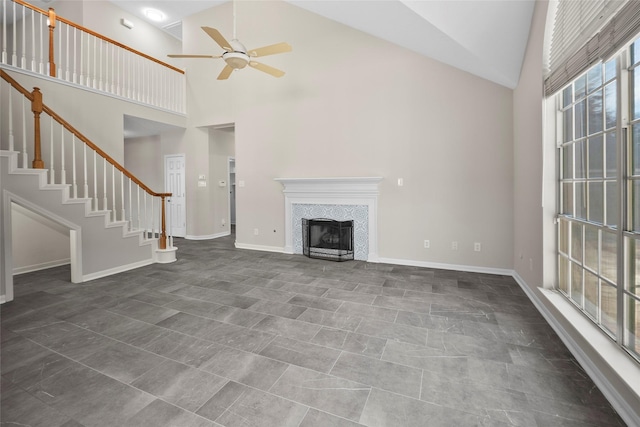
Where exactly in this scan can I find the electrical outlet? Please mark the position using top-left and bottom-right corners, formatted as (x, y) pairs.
(474, 242), (481, 252)
(451, 241), (458, 251)
(398, 178), (404, 187)
(424, 240), (430, 249)
(254, 228), (259, 236)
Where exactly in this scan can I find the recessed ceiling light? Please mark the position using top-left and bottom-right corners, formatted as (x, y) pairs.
(144, 8), (165, 22)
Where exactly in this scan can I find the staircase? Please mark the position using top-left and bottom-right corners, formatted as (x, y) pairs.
(0, 0), (184, 303)
(0, 72), (177, 303)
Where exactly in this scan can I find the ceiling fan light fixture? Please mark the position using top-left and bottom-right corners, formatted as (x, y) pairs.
(223, 52), (249, 69)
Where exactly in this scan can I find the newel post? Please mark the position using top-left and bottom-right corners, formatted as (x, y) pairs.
(159, 195), (167, 249)
(31, 88), (44, 169)
(48, 8), (56, 77)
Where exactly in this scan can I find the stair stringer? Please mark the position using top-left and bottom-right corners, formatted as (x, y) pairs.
(1, 150), (156, 302)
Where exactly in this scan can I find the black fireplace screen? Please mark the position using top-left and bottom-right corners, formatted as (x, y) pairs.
(302, 218), (354, 262)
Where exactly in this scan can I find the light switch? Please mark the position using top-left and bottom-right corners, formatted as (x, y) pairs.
(197, 181), (207, 187)
(198, 174), (206, 180)
(238, 180), (245, 187)
(218, 180), (226, 187)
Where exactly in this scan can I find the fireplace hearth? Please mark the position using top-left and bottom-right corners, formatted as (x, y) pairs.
(302, 218), (354, 261)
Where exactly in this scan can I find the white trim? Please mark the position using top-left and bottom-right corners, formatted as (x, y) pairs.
(234, 242), (284, 254)
(14, 259), (71, 275)
(275, 177), (382, 261)
(185, 231), (230, 240)
(3, 190), (84, 295)
(155, 246), (177, 264)
(82, 258), (155, 282)
(377, 256), (514, 276)
(0, 64), (187, 116)
(513, 272), (640, 427)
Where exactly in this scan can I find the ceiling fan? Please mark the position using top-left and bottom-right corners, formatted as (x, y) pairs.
(168, 1), (292, 80)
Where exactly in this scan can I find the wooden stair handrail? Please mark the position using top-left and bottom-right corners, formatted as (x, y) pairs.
(12, 0), (184, 75)
(1, 68), (172, 249)
(0, 70), (169, 197)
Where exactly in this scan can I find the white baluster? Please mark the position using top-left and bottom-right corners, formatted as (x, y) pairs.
(136, 185), (140, 230)
(65, 23), (70, 80)
(116, 47), (120, 96)
(93, 150), (98, 210)
(73, 27), (77, 83)
(143, 191), (148, 238)
(38, 12), (44, 74)
(111, 163), (116, 222)
(21, 97), (27, 167)
(71, 135), (77, 198)
(83, 142), (88, 198)
(103, 157), (107, 213)
(30, 10), (36, 71)
(128, 177), (132, 230)
(79, 30), (84, 85)
(11, 0), (17, 66)
(60, 124), (65, 184)
(57, 16), (62, 77)
(8, 89), (14, 151)
(2, 0), (7, 64)
(21, 5), (25, 68)
(120, 171), (125, 224)
(49, 119), (54, 183)
(93, 36), (97, 89)
(168, 198), (173, 248)
(99, 38), (103, 90)
(151, 194), (155, 238)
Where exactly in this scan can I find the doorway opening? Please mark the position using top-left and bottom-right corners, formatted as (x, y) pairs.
(229, 157), (236, 237)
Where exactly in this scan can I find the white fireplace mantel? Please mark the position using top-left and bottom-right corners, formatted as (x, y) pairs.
(275, 177), (382, 261)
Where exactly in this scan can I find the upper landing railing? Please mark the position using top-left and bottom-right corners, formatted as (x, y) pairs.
(0, 0), (185, 113)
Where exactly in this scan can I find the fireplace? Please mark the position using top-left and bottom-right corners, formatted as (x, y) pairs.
(302, 218), (354, 261)
(274, 177), (382, 261)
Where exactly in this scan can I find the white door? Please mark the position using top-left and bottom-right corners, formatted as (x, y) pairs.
(165, 154), (186, 238)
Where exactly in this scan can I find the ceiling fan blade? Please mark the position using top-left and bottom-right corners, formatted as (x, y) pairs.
(168, 54), (221, 59)
(217, 65), (234, 80)
(249, 61), (285, 78)
(202, 26), (233, 51)
(248, 42), (292, 58)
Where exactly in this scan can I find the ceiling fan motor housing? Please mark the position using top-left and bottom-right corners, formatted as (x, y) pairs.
(223, 52), (249, 69)
(223, 39), (249, 69)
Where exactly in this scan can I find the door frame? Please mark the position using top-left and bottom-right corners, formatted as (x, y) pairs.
(228, 156), (236, 233)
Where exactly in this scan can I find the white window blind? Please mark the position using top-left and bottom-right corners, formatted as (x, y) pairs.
(545, 0), (631, 96)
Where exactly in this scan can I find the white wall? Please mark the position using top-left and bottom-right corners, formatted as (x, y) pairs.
(11, 202), (70, 274)
(177, 0), (514, 270)
(124, 135), (164, 190)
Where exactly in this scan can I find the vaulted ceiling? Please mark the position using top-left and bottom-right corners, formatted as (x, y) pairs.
(108, 0), (536, 89)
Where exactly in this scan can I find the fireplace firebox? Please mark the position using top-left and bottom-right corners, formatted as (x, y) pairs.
(302, 218), (354, 261)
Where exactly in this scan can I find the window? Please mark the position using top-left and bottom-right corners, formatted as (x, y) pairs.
(557, 40), (640, 361)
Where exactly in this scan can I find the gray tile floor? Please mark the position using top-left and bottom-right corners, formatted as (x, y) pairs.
(1, 235), (627, 426)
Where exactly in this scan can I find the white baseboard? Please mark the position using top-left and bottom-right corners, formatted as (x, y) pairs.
(512, 272), (640, 427)
(82, 258), (154, 282)
(185, 231), (230, 240)
(13, 259), (71, 275)
(376, 256), (514, 276)
(234, 242), (284, 254)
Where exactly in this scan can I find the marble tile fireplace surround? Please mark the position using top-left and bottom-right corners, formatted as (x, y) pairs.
(274, 177), (382, 261)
